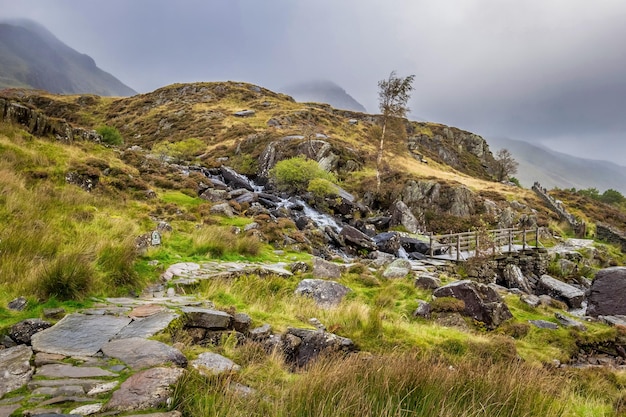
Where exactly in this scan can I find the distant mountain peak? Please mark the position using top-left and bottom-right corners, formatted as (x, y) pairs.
(0, 19), (136, 96)
(281, 79), (367, 113)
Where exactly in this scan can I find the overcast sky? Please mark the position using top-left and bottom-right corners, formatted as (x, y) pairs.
(2, 0), (626, 164)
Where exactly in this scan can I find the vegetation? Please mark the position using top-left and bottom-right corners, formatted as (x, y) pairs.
(152, 137), (206, 163)
(96, 125), (123, 146)
(269, 156), (337, 194)
(493, 148), (519, 182)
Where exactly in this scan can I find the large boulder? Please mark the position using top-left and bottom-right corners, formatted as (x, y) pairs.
(312, 257), (342, 280)
(501, 264), (533, 294)
(373, 232), (401, 255)
(390, 200), (420, 234)
(536, 275), (585, 309)
(339, 225), (377, 252)
(433, 280), (513, 329)
(294, 279), (351, 307)
(282, 328), (355, 368)
(9, 319), (52, 345)
(220, 166), (254, 191)
(382, 259), (411, 279)
(587, 267), (626, 317)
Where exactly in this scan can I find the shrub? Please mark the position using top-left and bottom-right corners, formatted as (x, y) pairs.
(97, 240), (140, 289)
(152, 138), (206, 163)
(270, 156), (336, 194)
(38, 252), (94, 300)
(96, 125), (123, 146)
(307, 178), (339, 199)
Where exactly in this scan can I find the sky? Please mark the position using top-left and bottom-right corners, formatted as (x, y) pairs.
(2, 0), (626, 164)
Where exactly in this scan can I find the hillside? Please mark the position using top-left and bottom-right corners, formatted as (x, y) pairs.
(0, 19), (136, 96)
(281, 80), (367, 112)
(2, 83), (626, 416)
(488, 136), (626, 194)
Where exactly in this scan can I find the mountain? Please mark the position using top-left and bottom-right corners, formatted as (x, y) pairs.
(0, 19), (136, 96)
(488, 136), (626, 194)
(281, 80), (367, 112)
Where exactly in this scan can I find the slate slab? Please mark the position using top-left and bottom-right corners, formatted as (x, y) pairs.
(105, 367), (185, 412)
(0, 404), (20, 417)
(36, 364), (116, 378)
(31, 314), (131, 357)
(101, 337), (187, 370)
(191, 352), (241, 375)
(0, 344), (33, 397)
(114, 311), (179, 339)
(537, 275), (585, 309)
(182, 307), (232, 329)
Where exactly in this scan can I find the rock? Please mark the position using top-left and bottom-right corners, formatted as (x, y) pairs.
(191, 352), (241, 375)
(373, 232), (401, 255)
(434, 312), (470, 330)
(0, 345), (33, 397)
(220, 166), (254, 191)
(43, 308), (66, 319)
(122, 412), (182, 417)
(433, 280), (513, 329)
(209, 202), (235, 217)
(101, 338), (187, 370)
(283, 328), (355, 368)
(529, 320), (559, 330)
(312, 257), (342, 280)
(114, 311), (179, 339)
(31, 314), (132, 357)
(382, 259), (411, 279)
(501, 264), (532, 293)
(9, 319), (52, 345)
(249, 324), (272, 341)
(520, 294), (541, 308)
(0, 404), (20, 417)
(105, 367), (185, 412)
(65, 170), (99, 191)
(399, 236), (431, 254)
(339, 225), (377, 252)
(537, 275), (585, 309)
(182, 307), (233, 329)
(7, 296), (27, 311)
(36, 364), (116, 378)
(32, 385), (85, 397)
(290, 261), (310, 274)
(234, 109), (255, 117)
(413, 300), (431, 318)
(390, 200), (420, 234)
(294, 279), (351, 307)
(69, 403), (103, 416)
(554, 313), (587, 331)
(87, 381), (119, 396)
(599, 315), (626, 327)
(415, 274), (441, 290)
(587, 267), (626, 317)
(233, 313), (252, 334)
(200, 188), (228, 202)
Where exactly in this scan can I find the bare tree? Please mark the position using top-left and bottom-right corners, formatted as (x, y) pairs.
(493, 148), (518, 182)
(376, 71), (415, 190)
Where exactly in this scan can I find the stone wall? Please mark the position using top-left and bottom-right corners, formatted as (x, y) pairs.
(532, 182), (586, 237)
(495, 248), (549, 279)
(596, 223), (626, 252)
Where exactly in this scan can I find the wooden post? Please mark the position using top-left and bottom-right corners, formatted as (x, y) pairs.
(475, 233), (479, 258)
(508, 229), (513, 252)
(522, 229), (527, 251)
(536, 227), (539, 248)
(456, 234), (461, 261)
(429, 233), (433, 258)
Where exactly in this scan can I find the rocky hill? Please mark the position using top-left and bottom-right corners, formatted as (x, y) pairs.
(0, 19), (136, 96)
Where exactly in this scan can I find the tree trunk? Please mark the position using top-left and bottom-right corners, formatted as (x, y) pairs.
(376, 117), (387, 191)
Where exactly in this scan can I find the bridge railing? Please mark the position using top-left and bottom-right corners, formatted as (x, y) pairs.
(429, 227), (542, 261)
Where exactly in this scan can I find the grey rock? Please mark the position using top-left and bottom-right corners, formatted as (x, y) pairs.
(312, 257), (342, 280)
(413, 300), (431, 318)
(220, 166), (254, 191)
(209, 202), (235, 217)
(114, 311), (179, 339)
(537, 275), (585, 309)
(0, 345), (33, 397)
(27, 378), (106, 391)
(599, 315), (626, 327)
(390, 200), (420, 234)
(69, 403), (103, 415)
(529, 320), (559, 330)
(373, 232), (401, 255)
(10, 319), (52, 345)
(101, 337), (187, 370)
(433, 280), (513, 329)
(415, 274), (441, 290)
(290, 261), (310, 274)
(339, 225), (377, 252)
(36, 364), (116, 378)
(105, 367), (185, 412)
(520, 294), (541, 308)
(587, 267), (626, 317)
(501, 264), (532, 294)
(7, 296), (27, 311)
(87, 381), (119, 396)
(234, 109), (255, 117)
(283, 328), (355, 368)
(191, 352), (241, 375)
(43, 308), (66, 319)
(199, 188), (228, 202)
(435, 312), (470, 330)
(0, 404), (20, 417)
(233, 313), (252, 334)
(554, 313), (587, 331)
(382, 259), (411, 279)
(182, 307), (233, 329)
(294, 279), (351, 307)
(249, 324), (272, 341)
(32, 385), (85, 396)
(31, 314), (131, 357)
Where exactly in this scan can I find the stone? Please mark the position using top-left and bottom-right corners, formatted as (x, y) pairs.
(9, 319), (52, 345)
(43, 308), (66, 319)
(529, 320), (559, 330)
(599, 315), (626, 327)
(433, 280), (513, 329)
(34, 352), (65, 366)
(101, 338), (187, 370)
(69, 403), (103, 415)
(0, 345), (33, 397)
(209, 202), (235, 217)
(31, 314), (131, 357)
(390, 200), (420, 234)
(399, 236), (431, 254)
(105, 367), (185, 412)
(587, 267), (626, 317)
(249, 324), (272, 341)
(32, 385), (85, 397)
(290, 261), (310, 274)
(373, 232), (401, 255)
(415, 274), (441, 290)
(36, 364), (116, 379)
(501, 264), (533, 293)
(234, 109), (255, 117)
(339, 225), (377, 252)
(182, 307), (233, 329)
(114, 310), (179, 339)
(312, 257), (342, 280)
(382, 259), (411, 279)
(520, 294), (541, 308)
(294, 279), (351, 308)
(233, 313), (252, 334)
(7, 296), (27, 311)
(554, 313), (587, 331)
(0, 404), (20, 417)
(128, 304), (166, 318)
(151, 231), (161, 246)
(191, 352), (241, 375)
(283, 328), (355, 368)
(413, 300), (431, 318)
(220, 166), (254, 191)
(200, 188), (229, 202)
(537, 275), (585, 309)
(87, 381), (119, 396)
(27, 378), (105, 391)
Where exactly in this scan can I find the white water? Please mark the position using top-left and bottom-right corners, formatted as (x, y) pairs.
(397, 246), (409, 259)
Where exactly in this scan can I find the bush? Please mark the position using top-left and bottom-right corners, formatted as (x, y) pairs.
(96, 126), (123, 146)
(152, 138), (206, 163)
(270, 156), (336, 194)
(97, 241), (140, 289)
(307, 178), (340, 199)
(39, 253), (94, 300)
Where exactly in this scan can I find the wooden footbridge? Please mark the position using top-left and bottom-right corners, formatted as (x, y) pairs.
(428, 227), (543, 261)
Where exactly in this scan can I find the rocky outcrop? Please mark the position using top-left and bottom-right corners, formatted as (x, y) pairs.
(294, 279), (351, 307)
(596, 224), (626, 253)
(390, 200), (421, 233)
(587, 267), (626, 317)
(401, 180), (476, 218)
(280, 328), (355, 368)
(536, 275), (585, 309)
(433, 280), (513, 329)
